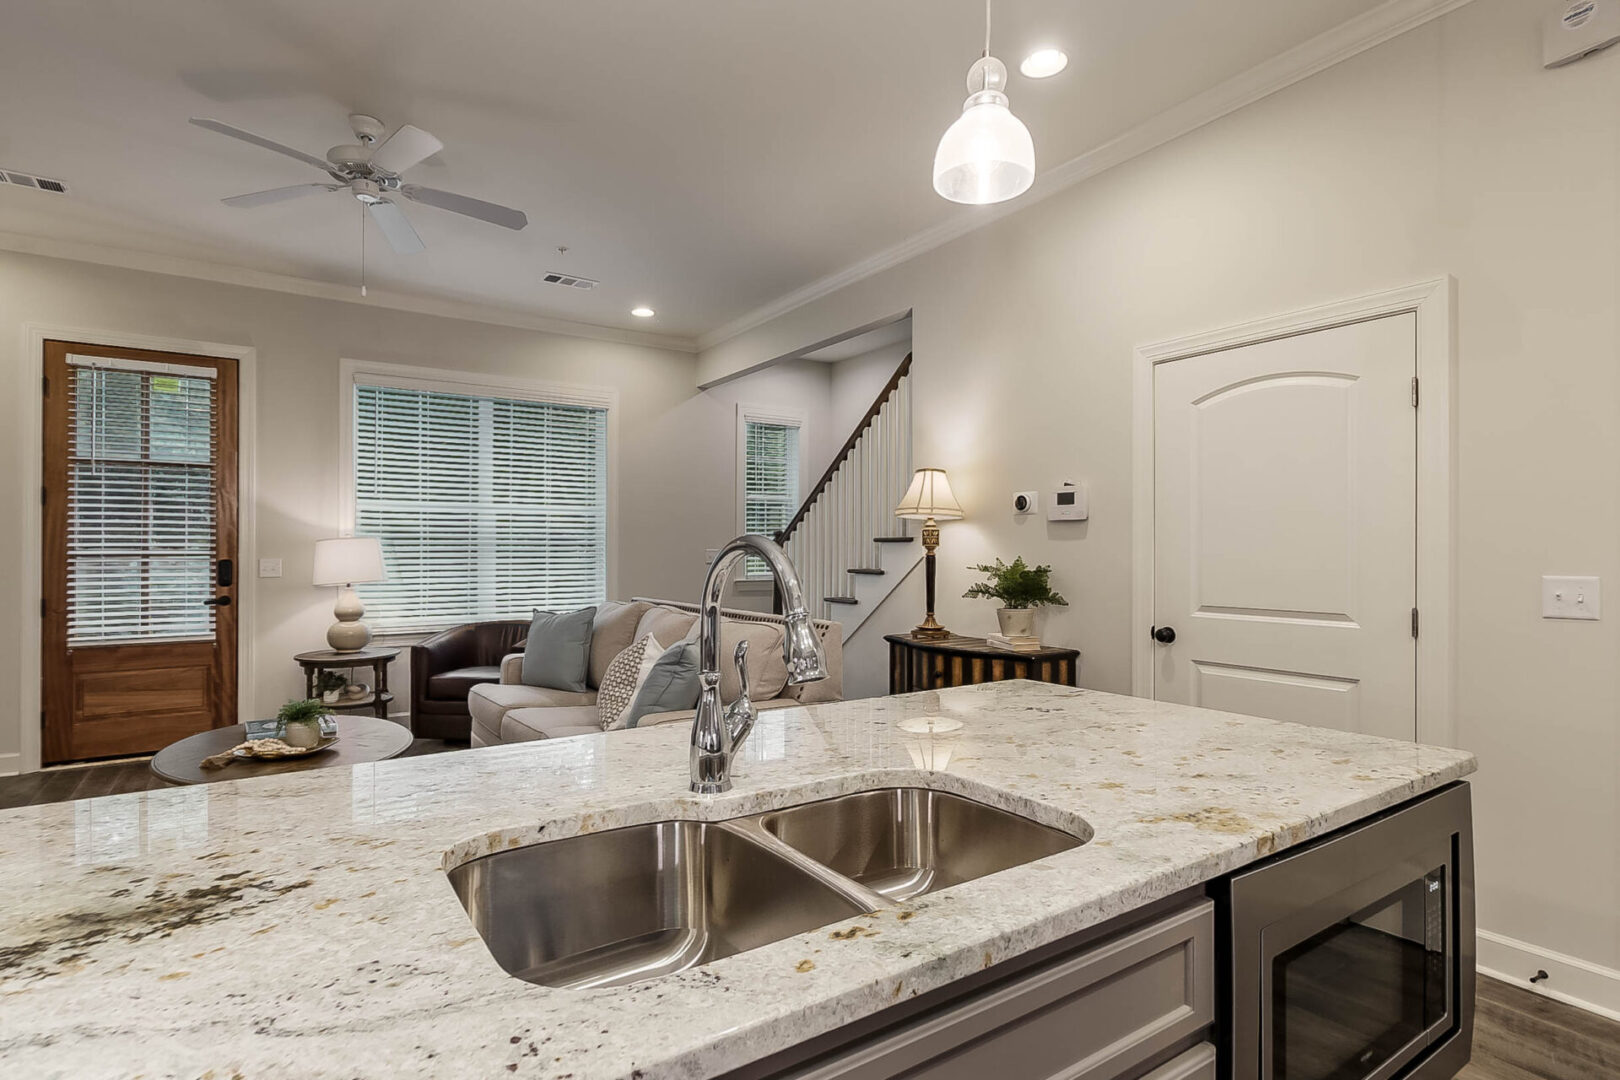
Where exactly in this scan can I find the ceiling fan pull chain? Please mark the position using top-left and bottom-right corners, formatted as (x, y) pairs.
(360, 203), (368, 297)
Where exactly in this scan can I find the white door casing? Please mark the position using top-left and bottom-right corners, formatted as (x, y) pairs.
(1152, 315), (1416, 739)
(1132, 278), (1456, 748)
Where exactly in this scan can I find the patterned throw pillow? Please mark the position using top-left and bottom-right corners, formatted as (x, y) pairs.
(598, 633), (662, 731)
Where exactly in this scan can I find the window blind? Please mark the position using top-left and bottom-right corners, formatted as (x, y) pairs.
(65, 356), (217, 646)
(743, 420), (800, 577)
(352, 380), (609, 631)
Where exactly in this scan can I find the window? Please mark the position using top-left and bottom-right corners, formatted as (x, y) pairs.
(346, 365), (610, 632)
(64, 355), (218, 645)
(738, 409), (803, 578)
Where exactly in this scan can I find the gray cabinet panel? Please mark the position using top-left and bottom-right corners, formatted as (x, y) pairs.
(786, 900), (1214, 1080)
(1139, 1044), (1216, 1080)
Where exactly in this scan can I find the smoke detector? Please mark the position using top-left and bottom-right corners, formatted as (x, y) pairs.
(0, 169), (69, 194)
(542, 272), (598, 290)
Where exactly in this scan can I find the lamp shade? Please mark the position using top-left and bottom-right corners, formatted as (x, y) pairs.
(312, 536), (386, 587)
(895, 468), (965, 521)
(933, 57), (1035, 206)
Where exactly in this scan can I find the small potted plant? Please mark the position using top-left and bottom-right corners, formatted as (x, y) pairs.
(277, 698), (328, 749)
(315, 670), (347, 705)
(962, 556), (1068, 640)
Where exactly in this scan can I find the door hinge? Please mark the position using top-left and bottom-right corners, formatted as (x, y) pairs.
(41, 374), (49, 396)
(40, 710), (46, 731)
(40, 597), (46, 619)
(1411, 376), (1420, 408)
(1411, 607), (1420, 638)
(41, 485), (47, 506)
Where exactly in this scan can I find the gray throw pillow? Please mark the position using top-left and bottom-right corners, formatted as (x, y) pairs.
(520, 606), (596, 692)
(624, 638), (701, 728)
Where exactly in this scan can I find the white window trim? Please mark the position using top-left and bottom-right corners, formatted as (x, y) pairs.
(735, 403), (808, 584)
(337, 358), (619, 635)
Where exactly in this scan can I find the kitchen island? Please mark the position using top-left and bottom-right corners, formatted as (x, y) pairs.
(0, 682), (1475, 1079)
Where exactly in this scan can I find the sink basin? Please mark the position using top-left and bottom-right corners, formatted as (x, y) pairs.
(446, 820), (871, 990)
(752, 788), (1084, 902)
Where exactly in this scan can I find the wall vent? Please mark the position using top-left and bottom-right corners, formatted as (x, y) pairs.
(541, 272), (598, 290)
(0, 169), (69, 194)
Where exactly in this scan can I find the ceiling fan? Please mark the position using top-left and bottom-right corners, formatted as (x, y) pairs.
(189, 113), (528, 254)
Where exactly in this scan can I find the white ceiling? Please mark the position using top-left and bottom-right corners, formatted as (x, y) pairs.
(0, 0), (1389, 342)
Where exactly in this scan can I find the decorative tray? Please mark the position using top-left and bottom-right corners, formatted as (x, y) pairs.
(201, 735), (340, 769)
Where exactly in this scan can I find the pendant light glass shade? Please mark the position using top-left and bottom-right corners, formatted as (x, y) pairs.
(933, 56), (1035, 205)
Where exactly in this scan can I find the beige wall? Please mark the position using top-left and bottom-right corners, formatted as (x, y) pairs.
(0, 249), (721, 762)
(700, 0), (1620, 987)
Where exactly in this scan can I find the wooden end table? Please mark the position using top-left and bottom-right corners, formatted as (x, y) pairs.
(150, 714), (413, 785)
(885, 634), (1080, 694)
(293, 647), (400, 718)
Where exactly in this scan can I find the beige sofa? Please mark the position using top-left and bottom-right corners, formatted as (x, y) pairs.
(467, 598), (844, 747)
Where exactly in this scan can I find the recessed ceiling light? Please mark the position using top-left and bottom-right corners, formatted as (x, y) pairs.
(1020, 48), (1068, 79)
(631, 306), (655, 318)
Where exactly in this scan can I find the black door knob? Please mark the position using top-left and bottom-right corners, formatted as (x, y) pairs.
(1152, 626), (1176, 644)
(202, 596), (232, 607)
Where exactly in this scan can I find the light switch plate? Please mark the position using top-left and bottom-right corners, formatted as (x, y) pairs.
(258, 558), (283, 579)
(1542, 575), (1600, 620)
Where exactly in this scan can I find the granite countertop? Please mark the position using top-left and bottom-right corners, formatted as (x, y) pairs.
(0, 682), (1476, 1080)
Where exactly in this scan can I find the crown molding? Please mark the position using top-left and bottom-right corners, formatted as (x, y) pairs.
(696, 0), (1479, 353)
(0, 229), (699, 354)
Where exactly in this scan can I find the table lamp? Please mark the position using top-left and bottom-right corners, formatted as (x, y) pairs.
(894, 468), (964, 640)
(312, 536), (386, 652)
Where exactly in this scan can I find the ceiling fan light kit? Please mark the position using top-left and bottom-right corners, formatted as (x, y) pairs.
(190, 112), (528, 258)
(933, 0), (1039, 206)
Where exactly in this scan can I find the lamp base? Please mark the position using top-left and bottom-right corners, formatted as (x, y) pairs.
(910, 624), (952, 641)
(327, 585), (371, 652)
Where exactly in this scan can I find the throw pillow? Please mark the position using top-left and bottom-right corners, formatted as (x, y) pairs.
(597, 633), (663, 731)
(623, 638), (702, 729)
(520, 606), (596, 692)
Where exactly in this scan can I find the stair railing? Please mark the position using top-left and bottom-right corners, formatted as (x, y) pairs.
(775, 354), (913, 618)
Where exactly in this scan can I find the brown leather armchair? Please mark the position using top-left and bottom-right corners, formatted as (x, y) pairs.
(410, 620), (529, 740)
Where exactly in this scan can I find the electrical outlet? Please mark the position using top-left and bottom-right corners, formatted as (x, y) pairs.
(258, 558), (283, 579)
(1542, 575), (1600, 620)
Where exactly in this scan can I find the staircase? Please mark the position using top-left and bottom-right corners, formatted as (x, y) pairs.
(776, 354), (917, 634)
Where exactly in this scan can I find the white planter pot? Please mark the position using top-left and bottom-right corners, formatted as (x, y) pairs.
(282, 719), (323, 749)
(996, 608), (1038, 640)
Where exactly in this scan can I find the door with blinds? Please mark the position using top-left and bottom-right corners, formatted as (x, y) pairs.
(42, 341), (239, 763)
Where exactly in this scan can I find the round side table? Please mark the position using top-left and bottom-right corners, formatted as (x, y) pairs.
(293, 647), (400, 718)
(151, 714), (413, 785)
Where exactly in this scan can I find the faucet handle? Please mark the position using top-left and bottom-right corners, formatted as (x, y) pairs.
(732, 639), (751, 703)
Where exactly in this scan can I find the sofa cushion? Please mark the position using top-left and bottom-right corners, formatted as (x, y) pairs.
(468, 682), (596, 742)
(589, 600), (652, 689)
(717, 620), (789, 702)
(634, 606), (699, 650)
(625, 638), (700, 729)
(598, 633), (663, 731)
(501, 706), (602, 743)
(426, 665), (502, 700)
(521, 606), (596, 691)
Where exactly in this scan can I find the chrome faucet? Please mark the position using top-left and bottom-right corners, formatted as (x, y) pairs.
(690, 534), (828, 794)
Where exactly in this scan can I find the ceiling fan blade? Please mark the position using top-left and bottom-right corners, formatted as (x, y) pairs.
(400, 184), (528, 231)
(189, 117), (332, 173)
(221, 183), (340, 208)
(370, 124), (443, 175)
(367, 199), (425, 255)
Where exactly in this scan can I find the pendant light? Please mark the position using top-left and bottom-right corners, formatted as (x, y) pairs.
(933, 0), (1035, 205)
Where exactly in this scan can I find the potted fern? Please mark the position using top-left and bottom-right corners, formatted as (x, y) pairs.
(962, 556), (1068, 641)
(277, 698), (328, 749)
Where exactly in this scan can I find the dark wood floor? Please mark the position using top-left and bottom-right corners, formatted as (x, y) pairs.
(0, 736), (461, 810)
(1460, 973), (1620, 1080)
(3, 755), (1616, 1080)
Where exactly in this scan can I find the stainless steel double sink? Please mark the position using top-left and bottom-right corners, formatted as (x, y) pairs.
(447, 787), (1085, 990)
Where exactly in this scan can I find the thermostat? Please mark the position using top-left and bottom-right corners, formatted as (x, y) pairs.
(1048, 482), (1088, 522)
(1013, 491), (1038, 515)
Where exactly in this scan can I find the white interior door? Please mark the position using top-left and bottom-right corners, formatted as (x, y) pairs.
(1152, 314), (1417, 740)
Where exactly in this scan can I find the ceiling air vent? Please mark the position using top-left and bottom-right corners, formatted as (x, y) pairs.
(542, 272), (598, 290)
(0, 169), (69, 194)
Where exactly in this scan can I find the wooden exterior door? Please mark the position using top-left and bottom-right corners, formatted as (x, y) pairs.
(41, 341), (239, 763)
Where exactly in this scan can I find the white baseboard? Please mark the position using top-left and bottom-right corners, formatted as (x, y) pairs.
(1478, 928), (1620, 1023)
(0, 751), (20, 776)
